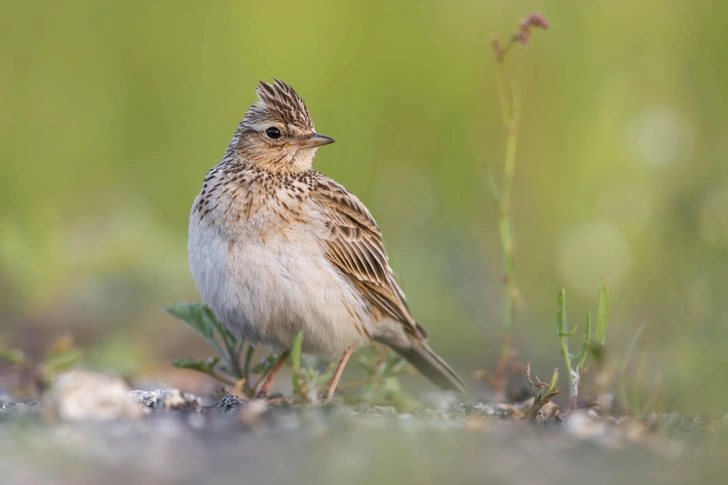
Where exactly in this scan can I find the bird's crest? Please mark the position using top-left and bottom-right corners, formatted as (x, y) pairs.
(244, 79), (314, 131)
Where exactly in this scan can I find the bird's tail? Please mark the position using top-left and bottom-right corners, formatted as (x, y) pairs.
(388, 337), (466, 394)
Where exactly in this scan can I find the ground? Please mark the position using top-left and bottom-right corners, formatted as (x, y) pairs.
(1, 371), (727, 485)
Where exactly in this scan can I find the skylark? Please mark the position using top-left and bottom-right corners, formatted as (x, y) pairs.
(188, 80), (465, 399)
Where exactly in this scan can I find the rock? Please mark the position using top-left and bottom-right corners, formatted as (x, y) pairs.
(0, 387), (41, 418)
(48, 371), (143, 421)
(0, 400), (41, 418)
(566, 410), (608, 439)
(212, 394), (248, 413)
(128, 389), (165, 408)
(128, 389), (202, 413)
(239, 399), (269, 430)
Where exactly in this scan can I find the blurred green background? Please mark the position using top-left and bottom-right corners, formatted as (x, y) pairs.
(1, 0), (726, 414)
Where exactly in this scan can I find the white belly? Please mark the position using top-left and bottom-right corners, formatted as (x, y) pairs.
(188, 208), (371, 358)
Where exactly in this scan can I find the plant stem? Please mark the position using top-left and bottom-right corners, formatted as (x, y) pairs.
(209, 370), (237, 388)
(495, 60), (520, 373)
(223, 339), (243, 380)
(242, 344), (255, 382)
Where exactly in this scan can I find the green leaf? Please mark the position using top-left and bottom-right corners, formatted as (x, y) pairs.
(166, 303), (215, 340)
(596, 279), (610, 346)
(173, 356), (236, 386)
(549, 368), (559, 392)
(0, 345), (27, 365)
(556, 289), (568, 336)
(209, 313), (241, 354)
(165, 303), (225, 356)
(173, 356), (220, 373)
(290, 331), (304, 396)
(557, 289), (579, 336)
(43, 348), (83, 381)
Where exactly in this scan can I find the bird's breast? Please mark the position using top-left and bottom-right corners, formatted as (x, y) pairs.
(188, 200), (369, 357)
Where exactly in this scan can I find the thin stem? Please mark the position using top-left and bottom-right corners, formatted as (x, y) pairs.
(242, 344), (255, 382)
(208, 369), (237, 388)
(496, 75), (520, 343)
(498, 38), (517, 64)
(561, 334), (573, 387)
(486, 14), (548, 400)
(223, 339), (243, 380)
(569, 374), (579, 414)
(487, 37), (522, 399)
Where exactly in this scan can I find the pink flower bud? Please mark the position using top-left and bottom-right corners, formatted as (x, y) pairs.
(523, 12), (549, 30)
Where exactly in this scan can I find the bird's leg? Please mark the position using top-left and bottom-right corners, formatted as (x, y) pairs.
(255, 351), (290, 399)
(321, 347), (354, 402)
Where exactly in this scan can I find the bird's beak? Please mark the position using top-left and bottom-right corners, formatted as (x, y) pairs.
(298, 133), (335, 148)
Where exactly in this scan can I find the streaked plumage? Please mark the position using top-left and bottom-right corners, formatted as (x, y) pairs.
(188, 80), (465, 396)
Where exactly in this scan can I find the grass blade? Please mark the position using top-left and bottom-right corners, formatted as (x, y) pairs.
(291, 332), (304, 396)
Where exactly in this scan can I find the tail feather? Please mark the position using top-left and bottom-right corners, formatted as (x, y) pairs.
(388, 338), (466, 394)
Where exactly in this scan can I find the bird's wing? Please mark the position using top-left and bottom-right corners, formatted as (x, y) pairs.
(311, 174), (423, 336)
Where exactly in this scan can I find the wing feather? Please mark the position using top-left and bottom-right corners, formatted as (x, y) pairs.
(312, 174), (417, 331)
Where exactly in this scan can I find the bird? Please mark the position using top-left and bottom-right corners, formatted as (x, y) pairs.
(188, 79), (465, 400)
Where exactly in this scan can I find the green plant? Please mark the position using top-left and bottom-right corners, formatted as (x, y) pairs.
(526, 363), (559, 422)
(324, 345), (415, 410)
(482, 13), (549, 398)
(166, 302), (253, 391)
(42, 336), (83, 384)
(167, 303), (410, 403)
(0, 335), (82, 396)
(556, 279), (610, 414)
(286, 340), (415, 407)
(285, 332), (340, 403)
(0, 344), (26, 366)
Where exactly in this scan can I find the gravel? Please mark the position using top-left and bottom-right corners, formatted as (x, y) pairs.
(1, 371), (726, 485)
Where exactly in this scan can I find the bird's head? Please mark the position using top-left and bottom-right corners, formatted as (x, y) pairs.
(233, 80), (335, 172)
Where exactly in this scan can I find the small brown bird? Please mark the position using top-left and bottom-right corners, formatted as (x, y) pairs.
(188, 80), (465, 399)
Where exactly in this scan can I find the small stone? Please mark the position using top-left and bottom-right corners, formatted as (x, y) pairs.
(212, 394), (249, 413)
(567, 410), (608, 439)
(0, 400), (40, 418)
(240, 399), (269, 430)
(447, 403), (469, 419)
(128, 389), (202, 413)
(128, 389), (165, 408)
(49, 370), (143, 421)
(471, 402), (498, 416)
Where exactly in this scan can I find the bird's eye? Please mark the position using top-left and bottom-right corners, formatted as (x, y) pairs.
(265, 127), (281, 139)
